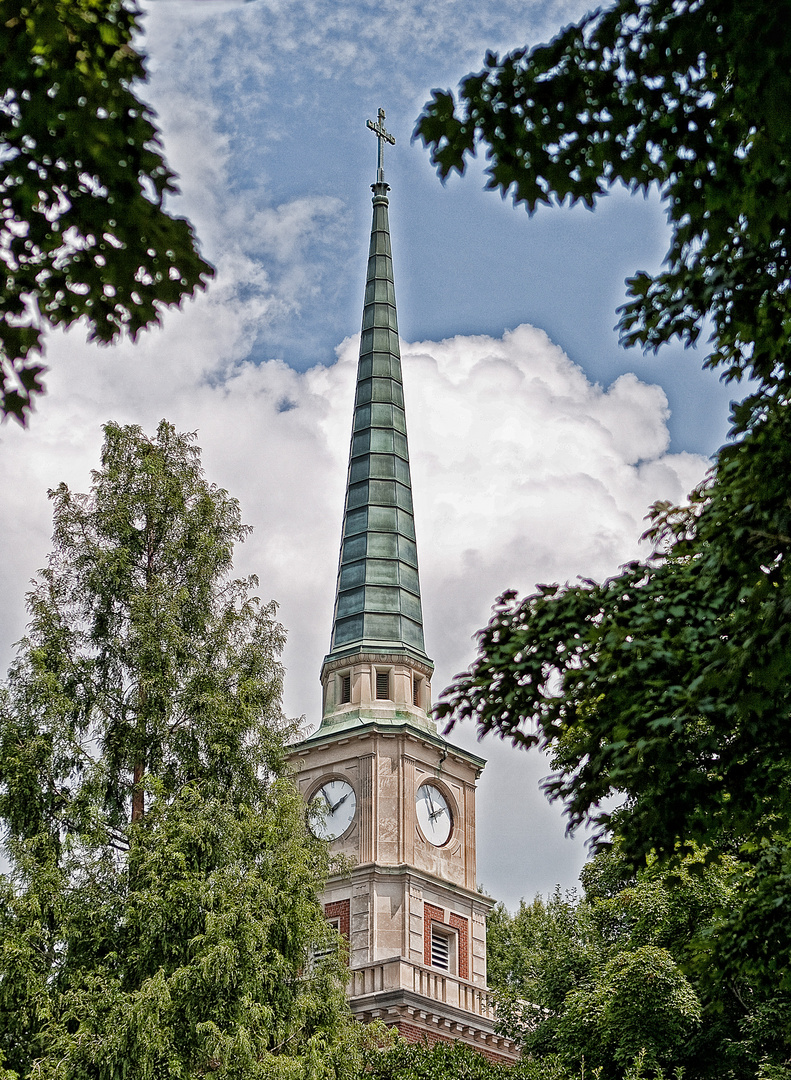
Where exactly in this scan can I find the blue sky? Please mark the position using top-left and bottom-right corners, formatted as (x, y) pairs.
(0, 0), (737, 908)
(145, 0), (736, 455)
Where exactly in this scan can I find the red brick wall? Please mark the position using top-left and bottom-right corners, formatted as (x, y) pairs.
(423, 903), (445, 966)
(325, 899), (350, 939)
(448, 913), (470, 981)
(423, 903), (469, 980)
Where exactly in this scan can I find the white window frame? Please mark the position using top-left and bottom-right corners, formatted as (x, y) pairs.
(430, 923), (457, 975)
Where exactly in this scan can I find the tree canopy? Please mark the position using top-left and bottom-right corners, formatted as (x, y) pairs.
(416, 0), (791, 1024)
(486, 849), (779, 1079)
(0, 421), (356, 1079)
(416, 0), (791, 399)
(0, 1), (213, 423)
(362, 1038), (566, 1080)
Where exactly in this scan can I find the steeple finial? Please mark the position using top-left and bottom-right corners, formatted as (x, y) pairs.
(366, 108), (395, 184)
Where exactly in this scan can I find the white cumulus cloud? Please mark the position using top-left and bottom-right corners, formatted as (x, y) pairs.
(0, 0), (711, 908)
(0, 315), (706, 907)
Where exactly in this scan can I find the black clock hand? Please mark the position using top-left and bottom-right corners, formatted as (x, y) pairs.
(330, 792), (349, 814)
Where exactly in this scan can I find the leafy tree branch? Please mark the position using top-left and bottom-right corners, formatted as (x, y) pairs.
(0, 1), (214, 423)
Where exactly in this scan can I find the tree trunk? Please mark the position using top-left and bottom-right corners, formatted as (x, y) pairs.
(132, 758), (145, 822)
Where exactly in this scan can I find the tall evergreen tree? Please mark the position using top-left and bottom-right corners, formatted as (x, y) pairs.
(0, 421), (354, 1079)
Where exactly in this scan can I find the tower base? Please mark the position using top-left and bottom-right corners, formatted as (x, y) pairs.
(349, 958), (520, 1064)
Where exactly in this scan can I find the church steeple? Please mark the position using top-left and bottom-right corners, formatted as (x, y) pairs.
(288, 117), (514, 1063)
(320, 110), (433, 727)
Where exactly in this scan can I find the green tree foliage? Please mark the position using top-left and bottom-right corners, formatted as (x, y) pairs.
(559, 945), (700, 1076)
(0, 2), (213, 423)
(416, 0), (791, 1037)
(0, 421), (356, 1079)
(487, 890), (601, 1021)
(361, 1039), (566, 1080)
(487, 850), (782, 1079)
(416, 0), (789, 393)
(431, 392), (791, 1029)
(432, 432), (791, 868)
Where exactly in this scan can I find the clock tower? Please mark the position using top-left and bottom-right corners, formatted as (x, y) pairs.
(288, 111), (517, 1062)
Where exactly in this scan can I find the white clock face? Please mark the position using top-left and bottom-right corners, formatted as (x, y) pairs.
(310, 779), (356, 840)
(416, 783), (452, 846)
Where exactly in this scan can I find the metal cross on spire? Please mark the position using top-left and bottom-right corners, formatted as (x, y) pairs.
(366, 108), (395, 183)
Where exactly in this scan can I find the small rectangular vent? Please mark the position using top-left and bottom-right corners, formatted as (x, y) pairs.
(340, 674), (351, 704)
(431, 926), (450, 971)
(376, 670), (389, 700)
(413, 677), (420, 707)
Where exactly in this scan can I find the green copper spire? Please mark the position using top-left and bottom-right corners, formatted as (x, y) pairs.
(326, 112), (428, 665)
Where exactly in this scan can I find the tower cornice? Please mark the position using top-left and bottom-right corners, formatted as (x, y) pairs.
(322, 651), (434, 679)
(291, 715), (486, 775)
